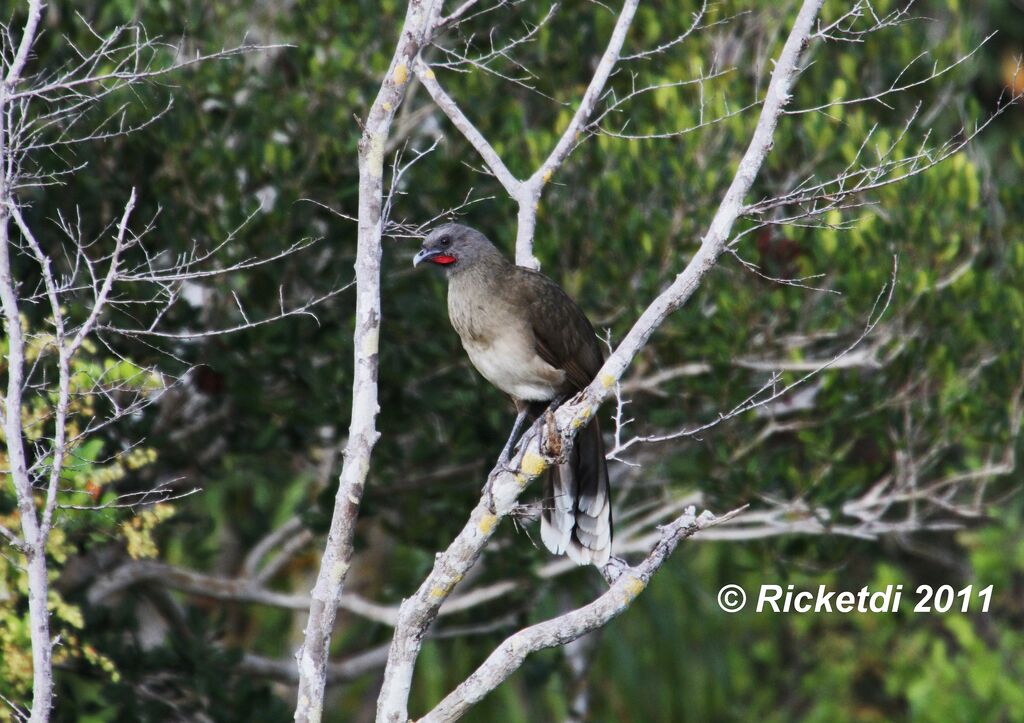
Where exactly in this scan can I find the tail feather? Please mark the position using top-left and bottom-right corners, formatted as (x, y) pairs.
(539, 466), (574, 554)
(540, 417), (612, 566)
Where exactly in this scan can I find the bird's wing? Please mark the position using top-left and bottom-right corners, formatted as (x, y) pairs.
(518, 269), (603, 390)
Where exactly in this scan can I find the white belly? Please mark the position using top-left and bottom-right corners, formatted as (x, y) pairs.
(462, 333), (565, 401)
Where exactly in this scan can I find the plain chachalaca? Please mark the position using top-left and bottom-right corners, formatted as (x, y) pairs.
(413, 223), (611, 566)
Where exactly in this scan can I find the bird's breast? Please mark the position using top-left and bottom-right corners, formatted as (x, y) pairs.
(448, 283), (565, 401)
(461, 333), (566, 401)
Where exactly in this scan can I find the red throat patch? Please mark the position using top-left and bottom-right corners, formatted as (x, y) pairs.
(431, 254), (457, 265)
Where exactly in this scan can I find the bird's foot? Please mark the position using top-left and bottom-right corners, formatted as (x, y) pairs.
(499, 408), (530, 464)
(600, 555), (629, 585)
(497, 436), (518, 466)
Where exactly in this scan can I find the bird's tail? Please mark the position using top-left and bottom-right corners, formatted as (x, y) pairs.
(540, 417), (612, 566)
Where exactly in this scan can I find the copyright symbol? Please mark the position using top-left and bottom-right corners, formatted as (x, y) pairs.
(718, 584), (746, 613)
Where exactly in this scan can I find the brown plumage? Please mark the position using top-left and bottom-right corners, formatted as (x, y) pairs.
(413, 223), (612, 566)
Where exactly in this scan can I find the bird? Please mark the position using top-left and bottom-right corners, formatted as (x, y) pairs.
(413, 223), (612, 566)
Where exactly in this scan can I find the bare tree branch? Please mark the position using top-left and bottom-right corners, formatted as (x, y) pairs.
(374, 2), (825, 720)
(0, 6), (56, 720)
(413, 57), (523, 196)
(4, 0), (43, 87)
(0, 6), (307, 719)
(417, 506), (743, 722)
(241, 647), (391, 686)
(292, 1), (448, 720)
(416, 0), (640, 268)
(87, 559), (402, 626)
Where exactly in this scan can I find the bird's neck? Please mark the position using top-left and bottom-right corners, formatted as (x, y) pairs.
(446, 252), (510, 286)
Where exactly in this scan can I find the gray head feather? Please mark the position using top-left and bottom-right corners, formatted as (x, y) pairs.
(412, 223), (507, 274)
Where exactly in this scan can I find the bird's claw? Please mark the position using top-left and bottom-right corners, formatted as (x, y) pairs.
(600, 555), (630, 585)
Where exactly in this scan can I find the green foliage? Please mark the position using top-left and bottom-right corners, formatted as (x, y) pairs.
(0, 329), (164, 717)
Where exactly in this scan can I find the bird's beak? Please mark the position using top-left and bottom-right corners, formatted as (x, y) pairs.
(414, 246), (457, 268)
(413, 247), (436, 267)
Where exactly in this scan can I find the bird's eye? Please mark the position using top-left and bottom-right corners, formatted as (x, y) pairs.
(440, 237), (451, 248)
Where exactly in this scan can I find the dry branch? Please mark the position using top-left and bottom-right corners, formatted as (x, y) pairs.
(417, 507), (742, 722)
(0, 6), (315, 720)
(416, 0), (640, 268)
(292, 1), (447, 720)
(374, 2), (825, 720)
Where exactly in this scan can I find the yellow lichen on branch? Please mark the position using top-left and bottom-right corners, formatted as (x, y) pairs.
(520, 451), (547, 476)
(478, 513), (498, 535)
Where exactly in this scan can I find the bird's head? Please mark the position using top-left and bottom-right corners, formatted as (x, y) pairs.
(412, 223), (502, 273)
